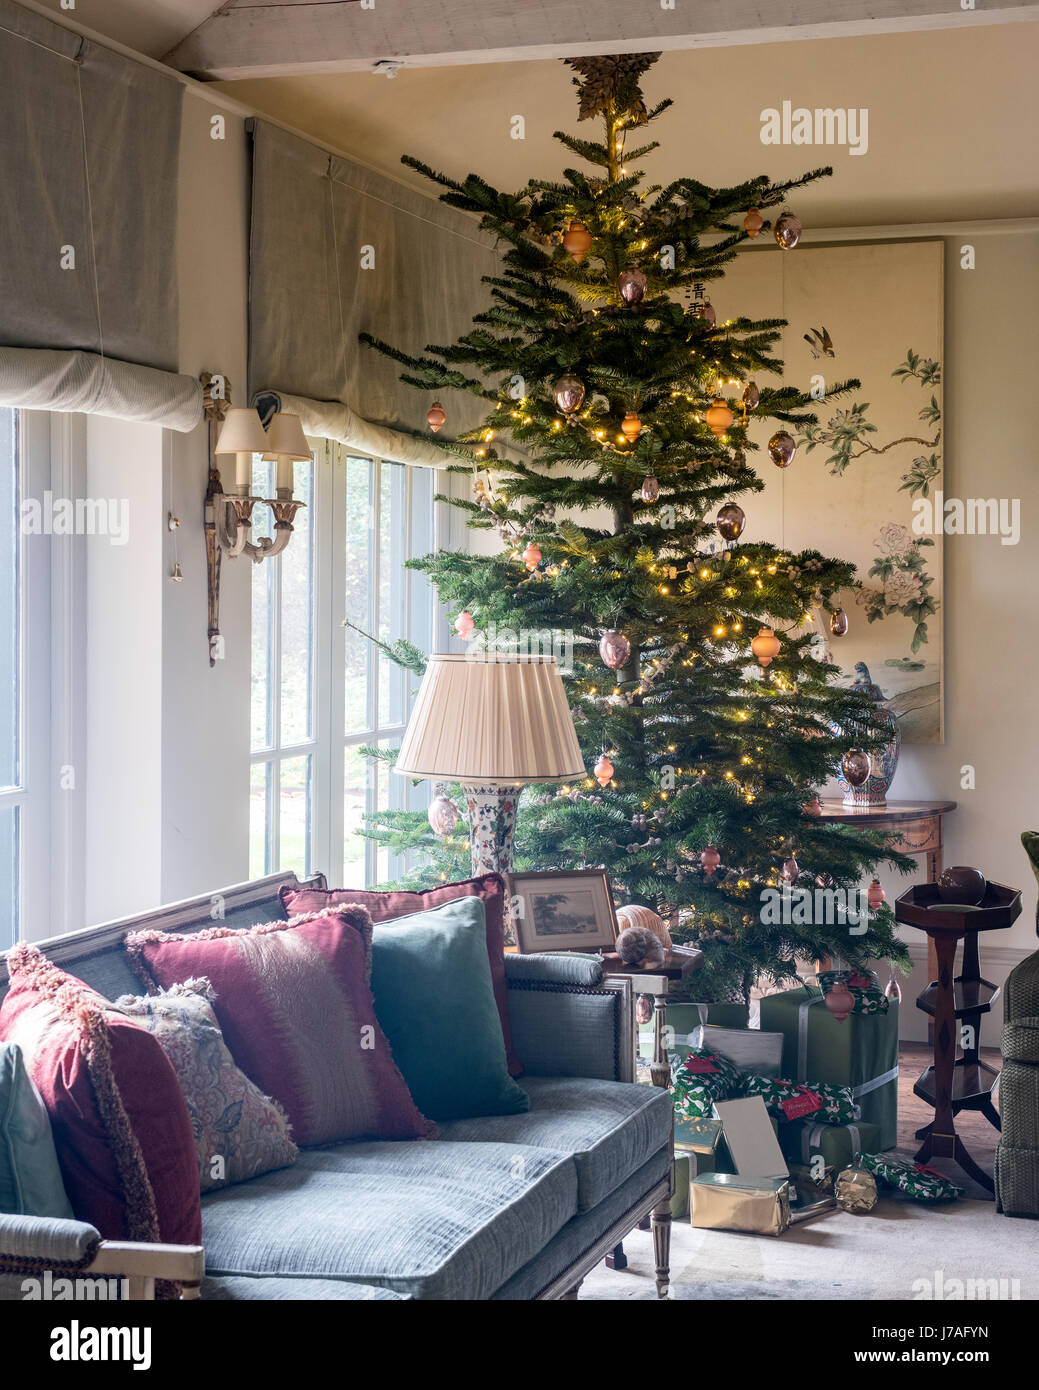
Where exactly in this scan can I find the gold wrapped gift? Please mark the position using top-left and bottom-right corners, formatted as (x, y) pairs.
(690, 1172), (792, 1236)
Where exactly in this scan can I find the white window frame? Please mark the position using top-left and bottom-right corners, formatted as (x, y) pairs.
(249, 441), (443, 888)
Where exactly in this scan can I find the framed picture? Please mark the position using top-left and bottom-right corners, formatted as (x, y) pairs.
(508, 869), (618, 955)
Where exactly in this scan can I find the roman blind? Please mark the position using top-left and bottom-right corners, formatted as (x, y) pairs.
(248, 120), (498, 465)
(0, 0), (201, 430)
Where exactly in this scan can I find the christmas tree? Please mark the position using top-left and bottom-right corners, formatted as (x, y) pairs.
(359, 53), (912, 1003)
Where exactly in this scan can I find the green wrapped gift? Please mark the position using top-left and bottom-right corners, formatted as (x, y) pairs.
(759, 985), (899, 1148)
(671, 1144), (717, 1217)
(780, 1118), (881, 1171)
(639, 1002), (748, 1063)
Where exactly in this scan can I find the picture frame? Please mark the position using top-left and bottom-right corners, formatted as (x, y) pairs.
(508, 869), (618, 955)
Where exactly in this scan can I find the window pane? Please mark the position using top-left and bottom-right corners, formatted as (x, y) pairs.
(379, 464), (407, 727)
(374, 737), (401, 884)
(0, 804), (18, 947)
(250, 457), (273, 752)
(344, 457), (372, 734)
(279, 754), (311, 877)
(279, 459), (314, 745)
(0, 409), (18, 789)
(343, 742), (369, 886)
(249, 761), (270, 879)
(407, 466), (434, 670)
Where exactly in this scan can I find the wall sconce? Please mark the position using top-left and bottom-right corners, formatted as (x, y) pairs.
(201, 372), (309, 666)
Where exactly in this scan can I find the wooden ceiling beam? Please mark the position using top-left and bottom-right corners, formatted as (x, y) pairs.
(165, 0), (1039, 81)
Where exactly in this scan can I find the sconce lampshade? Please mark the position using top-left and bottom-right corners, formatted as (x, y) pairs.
(214, 407), (268, 456)
(262, 412), (311, 461)
(395, 654), (584, 786)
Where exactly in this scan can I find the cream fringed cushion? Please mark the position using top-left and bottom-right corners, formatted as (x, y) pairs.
(113, 980), (298, 1192)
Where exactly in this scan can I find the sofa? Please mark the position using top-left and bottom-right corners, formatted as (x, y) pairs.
(0, 871), (674, 1300)
(994, 832), (1039, 1217)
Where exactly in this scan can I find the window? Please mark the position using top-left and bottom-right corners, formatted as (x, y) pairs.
(0, 408), (20, 944)
(250, 441), (438, 887)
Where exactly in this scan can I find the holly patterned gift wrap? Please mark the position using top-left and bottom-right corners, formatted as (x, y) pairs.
(759, 984), (899, 1148)
(742, 1073), (859, 1125)
(859, 1152), (964, 1202)
(669, 1048), (741, 1122)
(780, 1118), (881, 1171)
(816, 969), (890, 1016)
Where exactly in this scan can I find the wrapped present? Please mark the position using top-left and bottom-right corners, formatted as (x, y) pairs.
(639, 1001), (748, 1065)
(836, 1166), (878, 1213)
(669, 1048), (741, 1121)
(816, 969), (889, 1015)
(759, 984), (899, 1147)
(741, 1073), (859, 1125)
(780, 1118), (881, 1171)
(688, 1024), (785, 1077)
(690, 1172), (792, 1236)
(860, 1152), (964, 1202)
(674, 1114), (724, 1153)
(671, 1144), (717, 1218)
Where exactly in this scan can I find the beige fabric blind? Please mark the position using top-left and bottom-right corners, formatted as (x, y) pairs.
(248, 120), (497, 466)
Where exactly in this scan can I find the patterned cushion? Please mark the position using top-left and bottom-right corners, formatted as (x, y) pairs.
(0, 946), (201, 1247)
(200, 1140), (578, 1301)
(0, 1042), (74, 1218)
(281, 874), (521, 1076)
(436, 1075), (673, 1210)
(125, 905), (433, 1147)
(112, 980), (298, 1192)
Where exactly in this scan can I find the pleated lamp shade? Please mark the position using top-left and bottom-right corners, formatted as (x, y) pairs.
(261, 412), (311, 461)
(213, 407), (268, 455)
(395, 654), (585, 785)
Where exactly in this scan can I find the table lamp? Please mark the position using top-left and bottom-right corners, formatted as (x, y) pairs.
(394, 653), (585, 877)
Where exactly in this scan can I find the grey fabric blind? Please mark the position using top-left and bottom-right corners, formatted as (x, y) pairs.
(0, 347), (201, 432)
(0, 0), (186, 399)
(248, 121), (497, 466)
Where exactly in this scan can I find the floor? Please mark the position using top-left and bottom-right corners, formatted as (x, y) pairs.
(582, 1044), (1032, 1301)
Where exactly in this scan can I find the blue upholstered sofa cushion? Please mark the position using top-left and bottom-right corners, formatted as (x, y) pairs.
(201, 1140), (578, 1300)
(436, 1076), (673, 1211)
(202, 1275), (410, 1300)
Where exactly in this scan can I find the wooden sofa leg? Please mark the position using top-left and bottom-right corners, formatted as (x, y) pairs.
(561, 1279), (583, 1300)
(604, 1241), (628, 1271)
(651, 1198), (672, 1300)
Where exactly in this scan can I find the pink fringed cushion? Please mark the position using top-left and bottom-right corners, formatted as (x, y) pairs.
(112, 979), (298, 1192)
(0, 946), (202, 1247)
(279, 873), (521, 1077)
(124, 906), (434, 1147)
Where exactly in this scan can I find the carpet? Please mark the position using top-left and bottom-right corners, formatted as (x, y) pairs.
(580, 1197), (1039, 1300)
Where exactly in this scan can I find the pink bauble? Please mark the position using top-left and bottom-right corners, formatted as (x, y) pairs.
(454, 610), (475, 639)
(427, 794), (460, 836)
(867, 878), (886, 910)
(522, 541), (542, 572)
(824, 980), (855, 1023)
(599, 629), (631, 670)
(701, 845), (721, 873)
(594, 753), (614, 787)
(781, 857), (800, 886)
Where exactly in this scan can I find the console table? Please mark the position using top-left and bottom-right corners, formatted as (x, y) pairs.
(816, 799), (957, 986)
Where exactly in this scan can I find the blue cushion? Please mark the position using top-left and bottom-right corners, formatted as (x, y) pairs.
(202, 1275), (409, 1300)
(201, 1140), (578, 1300)
(370, 897), (528, 1121)
(436, 1075), (673, 1210)
(0, 1044), (74, 1218)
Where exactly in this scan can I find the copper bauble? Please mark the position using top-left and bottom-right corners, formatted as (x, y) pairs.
(594, 753), (614, 787)
(641, 475), (660, 503)
(768, 430), (797, 468)
(829, 607), (849, 637)
(742, 381), (760, 410)
(824, 978), (855, 1023)
(751, 627), (781, 667)
(522, 540), (542, 571)
(635, 993), (654, 1025)
(599, 629), (631, 670)
(840, 749), (871, 787)
(426, 401), (446, 433)
(553, 374), (585, 415)
(701, 845), (721, 873)
(563, 219), (593, 263)
(867, 877), (886, 910)
(427, 794), (460, 836)
(705, 398), (735, 437)
(937, 866), (987, 906)
(696, 300), (717, 329)
(716, 502), (746, 542)
(744, 207), (764, 238)
(803, 796), (822, 817)
(774, 210), (803, 250)
(621, 411), (643, 442)
(883, 974), (903, 1004)
(454, 610), (475, 639)
(618, 267), (648, 305)
(781, 857), (800, 885)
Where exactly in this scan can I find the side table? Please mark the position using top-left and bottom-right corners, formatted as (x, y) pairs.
(895, 880), (1021, 1192)
(600, 946), (703, 1271)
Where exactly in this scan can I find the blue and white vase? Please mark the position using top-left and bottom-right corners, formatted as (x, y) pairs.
(836, 662), (901, 807)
